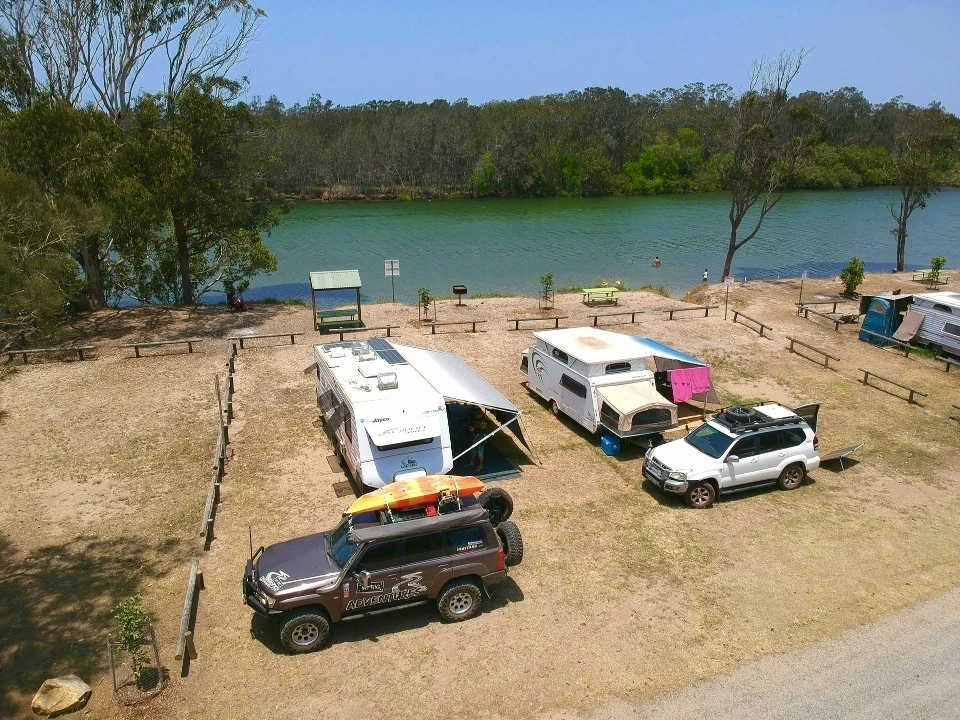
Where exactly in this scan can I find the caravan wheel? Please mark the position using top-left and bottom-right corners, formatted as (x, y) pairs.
(550, 399), (560, 417)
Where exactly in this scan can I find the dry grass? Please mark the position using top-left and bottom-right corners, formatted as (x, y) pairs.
(1, 272), (959, 719)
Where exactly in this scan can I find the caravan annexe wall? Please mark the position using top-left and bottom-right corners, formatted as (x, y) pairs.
(314, 342), (453, 489)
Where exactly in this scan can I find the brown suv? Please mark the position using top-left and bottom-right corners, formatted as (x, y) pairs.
(243, 507), (523, 653)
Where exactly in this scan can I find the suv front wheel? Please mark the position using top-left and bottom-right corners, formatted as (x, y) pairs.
(685, 482), (716, 509)
(280, 608), (331, 653)
(437, 580), (482, 623)
(777, 463), (806, 491)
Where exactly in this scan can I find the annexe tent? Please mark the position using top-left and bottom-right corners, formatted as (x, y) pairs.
(392, 343), (533, 462)
(309, 270), (362, 330)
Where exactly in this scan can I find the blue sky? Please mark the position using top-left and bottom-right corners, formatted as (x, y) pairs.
(235, 1), (960, 112)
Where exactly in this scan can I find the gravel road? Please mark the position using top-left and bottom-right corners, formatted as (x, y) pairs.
(576, 588), (960, 720)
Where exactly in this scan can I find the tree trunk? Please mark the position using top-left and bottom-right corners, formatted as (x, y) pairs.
(174, 216), (193, 305)
(79, 235), (106, 309)
(896, 219), (908, 273)
(722, 225), (738, 279)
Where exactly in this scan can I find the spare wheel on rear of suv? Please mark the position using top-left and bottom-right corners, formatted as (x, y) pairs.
(496, 520), (523, 566)
(478, 487), (514, 525)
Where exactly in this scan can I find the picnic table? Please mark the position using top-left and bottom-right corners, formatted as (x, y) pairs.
(912, 269), (952, 285)
(581, 287), (620, 306)
(315, 308), (361, 331)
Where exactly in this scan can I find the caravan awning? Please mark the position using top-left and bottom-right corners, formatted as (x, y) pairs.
(393, 344), (531, 451)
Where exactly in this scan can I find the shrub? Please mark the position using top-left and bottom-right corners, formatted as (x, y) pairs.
(539, 272), (554, 303)
(114, 596), (152, 681)
(840, 257), (865, 295)
(417, 287), (432, 315)
(640, 283), (671, 298)
(931, 255), (947, 282)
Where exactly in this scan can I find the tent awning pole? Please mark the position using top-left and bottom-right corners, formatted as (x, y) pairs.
(452, 414), (520, 463)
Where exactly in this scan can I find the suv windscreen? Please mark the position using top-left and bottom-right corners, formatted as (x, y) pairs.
(685, 422), (735, 458)
(329, 518), (359, 568)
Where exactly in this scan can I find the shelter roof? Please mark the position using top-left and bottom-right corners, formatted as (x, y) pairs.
(310, 269), (362, 291)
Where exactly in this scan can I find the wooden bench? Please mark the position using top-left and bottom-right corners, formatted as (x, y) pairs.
(175, 559), (204, 663)
(796, 300), (842, 315)
(330, 325), (400, 342)
(227, 332), (304, 349)
(581, 288), (620, 306)
(508, 316), (567, 330)
(937, 356), (960, 373)
(429, 320), (487, 334)
(589, 310), (645, 327)
(801, 306), (844, 331)
(663, 305), (719, 320)
(315, 309), (360, 331)
(787, 336), (840, 369)
(732, 310), (773, 337)
(5, 345), (95, 363)
(859, 329), (913, 358)
(859, 368), (927, 404)
(121, 338), (203, 358)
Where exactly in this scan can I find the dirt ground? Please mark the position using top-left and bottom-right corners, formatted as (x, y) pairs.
(1, 271), (958, 720)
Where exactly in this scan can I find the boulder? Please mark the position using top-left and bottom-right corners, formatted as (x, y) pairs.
(31, 675), (91, 717)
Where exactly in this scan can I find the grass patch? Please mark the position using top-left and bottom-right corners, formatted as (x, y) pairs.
(640, 283), (671, 298)
(257, 296), (308, 306)
(468, 291), (526, 299)
(556, 285), (584, 294)
(911, 346), (937, 359)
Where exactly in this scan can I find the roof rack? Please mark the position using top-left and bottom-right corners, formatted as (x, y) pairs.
(714, 413), (803, 434)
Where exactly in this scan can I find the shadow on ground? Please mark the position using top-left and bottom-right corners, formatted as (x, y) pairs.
(0, 533), (183, 718)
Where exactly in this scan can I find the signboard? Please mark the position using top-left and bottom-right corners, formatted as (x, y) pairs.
(723, 275), (735, 285)
(801, 269), (809, 280)
(384, 260), (400, 277)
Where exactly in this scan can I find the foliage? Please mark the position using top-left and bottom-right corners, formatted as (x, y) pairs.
(539, 272), (554, 302)
(113, 595), (151, 681)
(930, 255), (947, 282)
(418, 287), (432, 313)
(640, 283), (671, 297)
(839, 257), (865, 295)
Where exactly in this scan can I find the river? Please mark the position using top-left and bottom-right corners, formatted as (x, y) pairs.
(246, 188), (959, 306)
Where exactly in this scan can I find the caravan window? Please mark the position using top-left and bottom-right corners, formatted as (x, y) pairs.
(944, 322), (960, 338)
(932, 304), (953, 314)
(551, 348), (570, 364)
(605, 362), (631, 374)
(600, 402), (620, 425)
(560, 374), (588, 398)
(345, 414), (353, 441)
(374, 436), (434, 452)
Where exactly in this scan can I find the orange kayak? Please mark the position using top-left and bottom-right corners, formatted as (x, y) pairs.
(346, 475), (485, 515)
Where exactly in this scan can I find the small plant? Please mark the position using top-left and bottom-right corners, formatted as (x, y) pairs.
(839, 257), (865, 296)
(640, 283), (671, 298)
(931, 255), (947, 282)
(114, 596), (151, 682)
(418, 287), (432, 316)
(539, 272), (554, 302)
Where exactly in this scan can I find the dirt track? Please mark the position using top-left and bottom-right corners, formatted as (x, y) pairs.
(1, 272), (958, 719)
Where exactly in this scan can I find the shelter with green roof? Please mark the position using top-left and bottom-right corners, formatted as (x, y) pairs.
(310, 269), (363, 331)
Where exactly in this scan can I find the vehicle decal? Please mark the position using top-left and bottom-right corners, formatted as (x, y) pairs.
(342, 583), (350, 598)
(400, 457), (418, 469)
(532, 353), (546, 381)
(344, 572), (428, 611)
(259, 570), (290, 591)
(358, 581), (384, 593)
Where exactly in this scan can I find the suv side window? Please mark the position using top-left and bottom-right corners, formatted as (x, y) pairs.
(757, 431), (783, 454)
(356, 540), (401, 572)
(729, 437), (758, 459)
(781, 427), (807, 448)
(402, 532), (446, 565)
(445, 527), (486, 554)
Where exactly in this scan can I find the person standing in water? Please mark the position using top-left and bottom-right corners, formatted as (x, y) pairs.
(653, 256), (661, 268)
(702, 269), (709, 283)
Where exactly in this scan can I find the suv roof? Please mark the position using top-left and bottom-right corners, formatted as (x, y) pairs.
(347, 508), (489, 544)
(711, 403), (809, 435)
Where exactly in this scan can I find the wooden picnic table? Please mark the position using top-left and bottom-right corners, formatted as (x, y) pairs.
(315, 309), (361, 331)
(581, 287), (620, 306)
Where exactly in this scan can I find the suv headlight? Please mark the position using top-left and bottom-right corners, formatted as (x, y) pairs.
(667, 471), (688, 482)
(261, 592), (276, 609)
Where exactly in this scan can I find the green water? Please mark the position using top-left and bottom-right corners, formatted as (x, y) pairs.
(248, 188), (959, 305)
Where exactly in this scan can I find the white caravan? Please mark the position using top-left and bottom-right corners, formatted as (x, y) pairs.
(314, 338), (530, 490)
(904, 291), (960, 357)
(521, 327), (717, 439)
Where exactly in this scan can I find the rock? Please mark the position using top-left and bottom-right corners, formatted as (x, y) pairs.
(31, 675), (91, 717)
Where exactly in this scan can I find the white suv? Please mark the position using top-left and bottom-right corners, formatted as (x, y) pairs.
(643, 403), (820, 509)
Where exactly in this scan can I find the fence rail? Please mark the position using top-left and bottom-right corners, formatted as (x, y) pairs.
(787, 336), (840, 369)
(858, 367), (927, 404)
(429, 319), (487, 334)
(327, 325), (399, 341)
(175, 559), (204, 664)
(859, 329), (914, 358)
(5, 345), (94, 363)
(227, 332), (304, 349)
(801, 306), (844, 332)
(663, 305), (719, 320)
(588, 310), (644, 327)
(508, 316), (567, 330)
(732, 310), (773, 337)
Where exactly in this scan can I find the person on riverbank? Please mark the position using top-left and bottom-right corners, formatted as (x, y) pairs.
(702, 269), (709, 283)
(654, 256), (662, 268)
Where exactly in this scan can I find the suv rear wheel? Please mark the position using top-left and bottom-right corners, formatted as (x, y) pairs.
(685, 482), (716, 509)
(437, 580), (482, 622)
(478, 487), (514, 525)
(777, 463), (805, 490)
(496, 520), (524, 566)
(280, 608), (331, 653)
